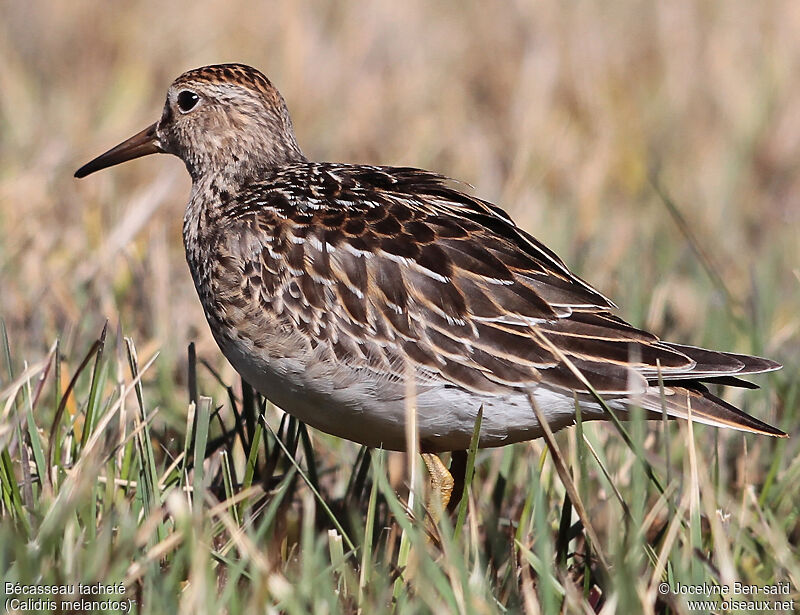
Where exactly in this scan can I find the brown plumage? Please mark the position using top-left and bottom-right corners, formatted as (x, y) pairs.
(75, 63), (785, 454)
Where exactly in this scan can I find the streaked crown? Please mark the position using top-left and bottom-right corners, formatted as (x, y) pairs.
(157, 63), (305, 182)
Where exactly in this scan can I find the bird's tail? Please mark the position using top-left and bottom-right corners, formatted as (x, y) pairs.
(637, 385), (786, 437)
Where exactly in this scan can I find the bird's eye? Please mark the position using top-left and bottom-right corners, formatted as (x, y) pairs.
(177, 90), (200, 113)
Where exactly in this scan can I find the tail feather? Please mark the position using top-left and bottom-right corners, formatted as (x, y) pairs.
(638, 386), (786, 438)
(686, 375), (760, 390)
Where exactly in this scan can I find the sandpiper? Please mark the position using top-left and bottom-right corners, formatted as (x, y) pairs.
(75, 64), (785, 504)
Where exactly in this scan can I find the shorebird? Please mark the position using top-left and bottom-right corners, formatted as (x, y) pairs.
(76, 63), (785, 508)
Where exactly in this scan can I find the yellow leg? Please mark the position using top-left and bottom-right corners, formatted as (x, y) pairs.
(421, 453), (454, 524)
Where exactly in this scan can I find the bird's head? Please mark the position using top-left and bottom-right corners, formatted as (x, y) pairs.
(75, 63), (305, 185)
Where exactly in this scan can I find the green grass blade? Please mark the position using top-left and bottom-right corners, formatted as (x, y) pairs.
(455, 405), (482, 540)
(262, 416), (356, 553)
(192, 396), (212, 515)
(80, 322), (108, 446)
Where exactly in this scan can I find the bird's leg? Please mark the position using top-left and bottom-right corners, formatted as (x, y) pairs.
(420, 451), (470, 523)
(447, 450), (468, 513)
(421, 453), (454, 524)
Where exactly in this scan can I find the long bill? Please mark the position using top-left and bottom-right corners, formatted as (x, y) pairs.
(74, 123), (162, 178)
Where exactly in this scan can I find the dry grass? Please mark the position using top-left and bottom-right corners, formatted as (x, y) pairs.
(1, 1), (798, 613)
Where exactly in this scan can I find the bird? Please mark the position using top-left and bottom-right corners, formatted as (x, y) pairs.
(75, 63), (785, 509)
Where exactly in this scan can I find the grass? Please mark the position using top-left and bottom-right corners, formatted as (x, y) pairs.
(2, 1), (800, 613)
(0, 307), (797, 614)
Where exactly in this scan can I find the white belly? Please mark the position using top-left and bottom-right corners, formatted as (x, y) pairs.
(217, 332), (605, 452)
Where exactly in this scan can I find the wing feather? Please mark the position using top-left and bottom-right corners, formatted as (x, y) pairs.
(217, 163), (782, 437)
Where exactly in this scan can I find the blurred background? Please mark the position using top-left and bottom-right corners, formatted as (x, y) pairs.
(1, 0), (797, 426)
